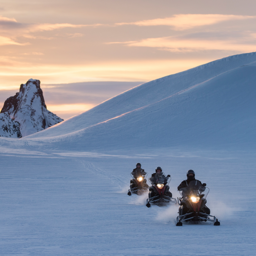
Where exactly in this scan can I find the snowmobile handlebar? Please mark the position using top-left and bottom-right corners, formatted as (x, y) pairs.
(178, 186), (210, 199)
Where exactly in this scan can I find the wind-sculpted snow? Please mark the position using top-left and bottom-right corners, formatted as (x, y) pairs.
(26, 52), (256, 151)
(1, 79), (63, 137)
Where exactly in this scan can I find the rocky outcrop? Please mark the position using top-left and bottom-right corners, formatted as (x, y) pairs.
(0, 113), (22, 138)
(1, 79), (63, 137)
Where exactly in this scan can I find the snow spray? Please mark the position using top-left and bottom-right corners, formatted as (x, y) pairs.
(155, 205), (179, 224)
(129, 192), (148, 205)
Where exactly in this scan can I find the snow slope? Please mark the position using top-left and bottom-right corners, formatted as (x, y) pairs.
(0, 52), (256, 255)
(26, 52), (256, 151)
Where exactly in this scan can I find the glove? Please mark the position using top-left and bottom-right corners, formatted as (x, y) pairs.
(202, 183), (206, 187)
(167, 175), (171, 178)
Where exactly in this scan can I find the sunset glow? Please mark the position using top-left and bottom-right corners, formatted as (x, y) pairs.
(0, 59), (209, 89)
(1, 0), (256, 118)
(47, 103), (95, 119)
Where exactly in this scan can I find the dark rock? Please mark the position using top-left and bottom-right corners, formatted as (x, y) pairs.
(1, 79), (63, 137)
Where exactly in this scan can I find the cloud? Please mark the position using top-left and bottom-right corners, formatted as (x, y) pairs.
(0, 16), (17, 23)
(0, 15), (26, 30)
(0, 14), (110, 47)
(108, 36), (256, 53)
(0, 14), (105, 31)
(116, 14), (256, 30)
(66, 33), (84, 38)
(0, 36), (25, 46)
(4, 14), (252, 33)
(0, 59), (211, 90)
(0, 14), (106, 42)
(29, 23), (104, 32)
(22, 52), (44, 56)
(0, 16), (17, 25)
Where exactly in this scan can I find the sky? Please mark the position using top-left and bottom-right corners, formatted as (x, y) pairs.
(1, 0), (256, 119)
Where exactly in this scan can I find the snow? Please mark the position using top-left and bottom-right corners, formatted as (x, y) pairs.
(0, 113), (21, 138)
(0, 149), (255, 255)
(26, 52), (256, 152)
(0, 52), (256, 255)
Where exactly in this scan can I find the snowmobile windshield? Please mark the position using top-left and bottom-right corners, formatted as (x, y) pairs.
(152, 174), (167, 185)
(179, 180), (209, 199)
(132, 172), (146, 178)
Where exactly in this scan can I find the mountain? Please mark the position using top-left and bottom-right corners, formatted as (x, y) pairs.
(26, 52), (256, 151)
(1, 79), (63, 137)
(0, 112), (22, 138)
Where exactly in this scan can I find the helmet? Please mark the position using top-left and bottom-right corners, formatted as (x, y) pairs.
(187, 169), (195, 177)
(136, 163), (141, 167)
(155, 167), (162, 172)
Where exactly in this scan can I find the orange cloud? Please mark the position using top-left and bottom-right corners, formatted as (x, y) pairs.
(0, 15), (17, 23)
(28, 23), (105, 32)
(0, 59), (210, 89)
(116, 14), (256, 30)
(0, 36), (25, 46)
(0, 14), (106, 40)
(22, 52), (44, 56)
(109, 36), (256, 53)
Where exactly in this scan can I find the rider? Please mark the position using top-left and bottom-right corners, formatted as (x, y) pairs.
(177, 169), (206, 190)
(149, 167), (172, 197)
(130, 163), (147, 188)
(177, 170), (210, 214)
(131, 163), (146, 177)
(150, 167), (166, 183)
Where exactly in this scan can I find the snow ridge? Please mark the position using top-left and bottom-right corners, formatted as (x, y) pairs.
(25, 52), (256, 151)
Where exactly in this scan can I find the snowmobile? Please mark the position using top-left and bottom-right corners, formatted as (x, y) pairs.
(176, 180), (220, 226)
(127, 174), (149, 196)
(146, 174), (176, 207)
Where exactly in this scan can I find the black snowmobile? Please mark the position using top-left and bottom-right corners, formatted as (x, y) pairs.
(127, 174), (149, 196)
(176, 180), (220, 226)
(146, 174), (176, 207)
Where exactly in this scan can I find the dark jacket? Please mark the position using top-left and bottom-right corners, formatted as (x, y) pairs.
(177, 178), (202, 191)
(131, 168), (146, 177)
(150, 173), (168, 184)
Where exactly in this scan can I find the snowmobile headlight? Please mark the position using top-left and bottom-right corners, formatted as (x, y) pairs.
(190, 196), (200, 203)
(137, 176), (143, 182)
(157, 184), (164, 189)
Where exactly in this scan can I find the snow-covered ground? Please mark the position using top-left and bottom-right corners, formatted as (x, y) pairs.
(0, 148), (255, 255)
(1, 52), (256, 255)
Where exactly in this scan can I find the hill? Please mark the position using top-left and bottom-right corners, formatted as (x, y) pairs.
(26, 52), (256, 151)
